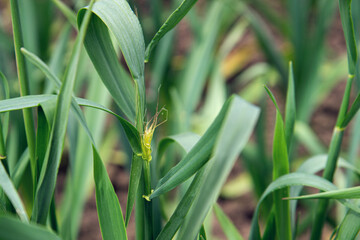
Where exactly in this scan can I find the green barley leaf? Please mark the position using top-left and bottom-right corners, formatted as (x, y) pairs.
(155, 96), (259, 240)
(21, 48), (142, 154)
(0, 94), (129, 238)
(145, 0), (198, 61)
(125, 153), (142, 227)
(93, 146), (127, 240)
(0, 94), (141, 155)
(339, 0), (358, 74)
(0, 216), (60, 240)
(151, 95), (259, 199)
(78, 0), (146, 123)
(265, 86), (291, 240)
(213, 204), (244, 240)
(156, 167), (207, 240)
(287, 186), (360, 200)
(176, 96), (259, 240)
(0, 161), (28, 222)
(0, 72), (9, 139)
(0, 95), (54, 112)
(290, 154), (360, 229)
(335, 210), (360, 239)
(11, 149), (29, 188)
(249, 173), (360, 240)
(32, 1), (95, 224)
(285, 62), (296, 151)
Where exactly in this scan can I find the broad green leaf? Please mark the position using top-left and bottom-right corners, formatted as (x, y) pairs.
(213, 204), (244, 240)
(0, 216), (60, 240)
(176, 96), (259, 240)
(32, 1), (95, 224)
(93, 146), (127, 240)
(249, 173), (359, 239)
(0, 161), (28, 222)
(339, 0), (358, 75)
(145, 0), (198, 61)
(78, 0), (146, 122)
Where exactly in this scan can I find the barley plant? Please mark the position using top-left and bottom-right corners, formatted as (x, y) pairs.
(0, 0), (360, 239)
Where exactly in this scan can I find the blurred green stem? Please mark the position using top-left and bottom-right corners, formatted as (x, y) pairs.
(10, 0), (36, 185)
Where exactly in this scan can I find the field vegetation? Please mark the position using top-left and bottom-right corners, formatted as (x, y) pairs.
(0, 0), (360, 239)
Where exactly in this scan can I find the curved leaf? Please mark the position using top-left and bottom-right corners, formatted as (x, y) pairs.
(249, 173), (360, 240)
(78, 0), (146, 122)
(0, 216), (60, 240)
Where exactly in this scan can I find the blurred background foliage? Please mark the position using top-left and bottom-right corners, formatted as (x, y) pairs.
(0, 0), (359, 239)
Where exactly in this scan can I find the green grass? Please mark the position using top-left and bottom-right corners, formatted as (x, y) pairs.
(0, 0), (360, 239)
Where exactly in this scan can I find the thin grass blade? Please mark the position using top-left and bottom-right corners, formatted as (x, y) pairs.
(213, 204), (244, 240)
(285, 62), (296, 151)
(145, 0), (198, 61)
